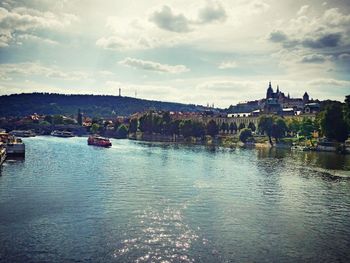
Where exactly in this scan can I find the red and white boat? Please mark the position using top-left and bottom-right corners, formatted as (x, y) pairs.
(87, 135), (112, 147)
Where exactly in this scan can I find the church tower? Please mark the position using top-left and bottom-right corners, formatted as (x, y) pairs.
(303, 92), (309, 104)
(266, 81), (274, 99)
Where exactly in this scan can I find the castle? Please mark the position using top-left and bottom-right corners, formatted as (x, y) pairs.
(228, 82), (319, 115)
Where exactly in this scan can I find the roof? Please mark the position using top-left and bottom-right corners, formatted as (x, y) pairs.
(305, 103), (320, 107)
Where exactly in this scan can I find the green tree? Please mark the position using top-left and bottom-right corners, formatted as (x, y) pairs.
(139, 112), (153, 133)
(248, 122), (256, 132)
(258, 116), (274, 145)
(152, 115), (163, 134)
(238, 123), (245, 130)
(239, 128), (253, 143)
(92, 117), (103, 125)
(161, 112), (172, 135)
(299, 118), (314, 138)
(129, 118), (138, 133)
(52, 115), (64, 125)
(206, 120), (219, 137)
(287, 118), (300, 136)
(320, 103), (348, 142)
(113, 120), (121, 131)
(179, 120), (205, 138)
(344, 95), (350, 129)
(116, 125), (128, 139)
(271, 118), (287, 142)
(63, 118), (76, 125)
(162, 111), (171, 124)
(314, 112), (324, 136)
(39, 121), (50, 126)
(169, 120), (181, 136)
(44, 115), (53, 124)
(77, 109), (83, 126)
(192, 121), (205, 138)
(180, 120), (193, 138)
(91, 123), (100, 134)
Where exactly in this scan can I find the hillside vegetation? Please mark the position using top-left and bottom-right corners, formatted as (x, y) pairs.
(0, 93), (206, 117)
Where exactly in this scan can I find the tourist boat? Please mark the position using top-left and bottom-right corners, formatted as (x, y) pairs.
(0, 132), (25, 157)
(51, 130), (74, 137)
(87, 135), (112, 147)
(0, 142), (6, 166)
(9, 130), (36, 137)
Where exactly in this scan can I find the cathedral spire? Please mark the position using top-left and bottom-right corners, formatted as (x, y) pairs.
(276, 85), (279, 94)
(266, 81), (274, 99)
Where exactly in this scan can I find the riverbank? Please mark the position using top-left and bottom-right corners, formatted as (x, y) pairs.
(128, 132), (350, 154)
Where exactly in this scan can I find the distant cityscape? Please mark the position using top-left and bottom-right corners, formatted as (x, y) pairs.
(0, 81), (348, 152)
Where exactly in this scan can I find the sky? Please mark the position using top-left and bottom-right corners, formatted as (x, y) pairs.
(0, 0), (349, 108)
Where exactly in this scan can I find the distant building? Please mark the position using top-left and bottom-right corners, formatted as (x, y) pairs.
(264, 82), (309, 111)
(303, 103), (320, 114)
(264, 97), (282, 114)
(303, 92), (309, 104)
(229, 81), (315, 115)
(226, 81), (319, 120)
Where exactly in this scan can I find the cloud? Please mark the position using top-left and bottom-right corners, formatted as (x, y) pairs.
(338, 53), (350, 60)
(0, 62), (89, 81)
(268, 30), (288, 43)
(17, 34), (59, 45)
(0, 6), (77, 47)
(104, 80), (191, 103)
(300, 54), (329, 63)
(297, 5), (309, 16)
(218, 60), (237, 69)
(198, 1), (227, 23)
(149, 2), (227, 33)
(249, 0), (270, 14)
(96, 36), (150, 51)
(302, 33), (342, 49)
(149, 5), (191, 33)
(96, 1), (230, 51)
(268, 7), (350, 52)
(118, 57), (190, 74)
(307, 78), (350, 87)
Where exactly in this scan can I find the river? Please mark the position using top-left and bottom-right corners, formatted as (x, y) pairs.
(1, 136), (350, 262)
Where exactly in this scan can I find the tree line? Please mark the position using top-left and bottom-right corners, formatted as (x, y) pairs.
(128, 96), (350, 143)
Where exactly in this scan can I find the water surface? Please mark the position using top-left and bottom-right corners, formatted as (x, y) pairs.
(1, 136), (350, 262)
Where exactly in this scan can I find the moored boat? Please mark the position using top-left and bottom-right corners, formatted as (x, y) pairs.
(9, 130), (36, 137)
(51, 130), (74, 137)
(291, 145), (309, 151)
(345, 139), (350, 154)
(0, 142), (6, 166)
(0, 132), (25, 157)
(316, 139), (338, 152)
(87, 135), (112, 147)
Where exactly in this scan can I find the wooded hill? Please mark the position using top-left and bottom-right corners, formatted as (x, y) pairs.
(0, 93), (207, 117)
